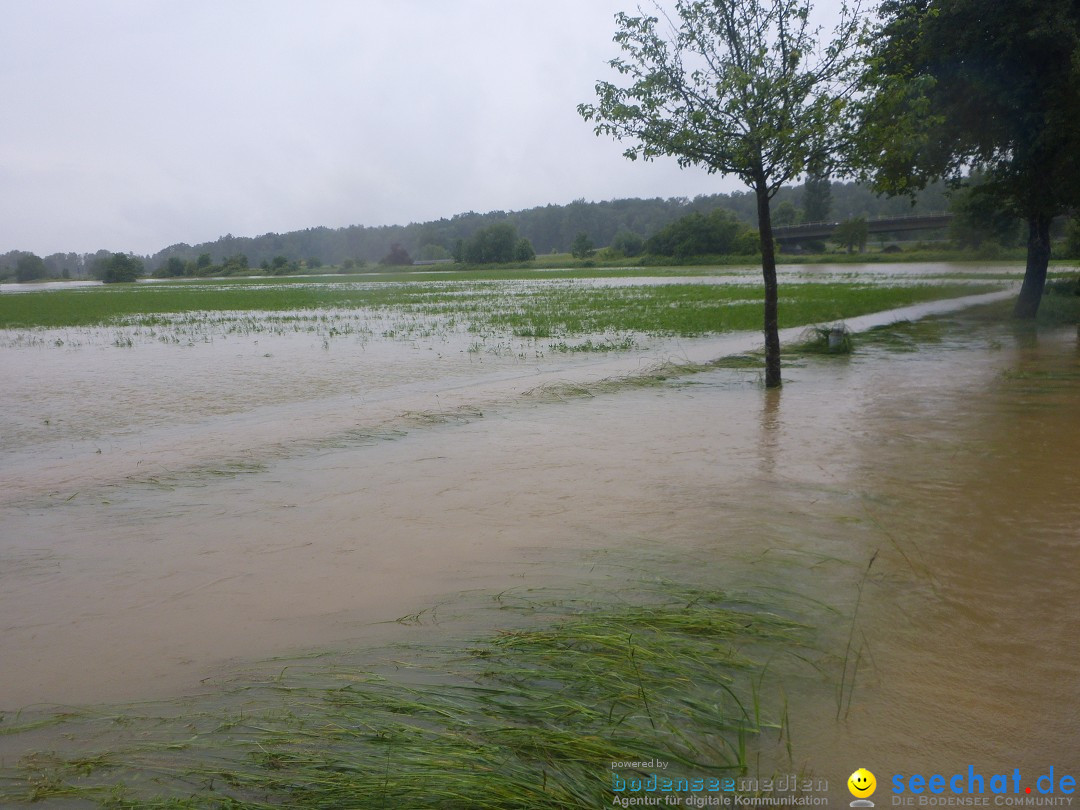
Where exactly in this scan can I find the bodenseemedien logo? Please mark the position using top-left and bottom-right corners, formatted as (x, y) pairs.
(849, 768), (878, 807)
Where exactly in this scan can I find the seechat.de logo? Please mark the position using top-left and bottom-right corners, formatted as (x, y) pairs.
(890, 766), (1077, 797)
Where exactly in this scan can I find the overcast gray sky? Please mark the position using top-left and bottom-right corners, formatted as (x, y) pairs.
(1, 0), (849, 257)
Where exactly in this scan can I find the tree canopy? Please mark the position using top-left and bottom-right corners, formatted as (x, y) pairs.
(947, 179), (1022, 251)
(645, 209), (758, 258)
(95, 253), (143, 284)
(580, 0), (867, 386)
(570, 232), (595, 260)
(858, 0), (1080, 316)
(802, 175), (833, 222)
(452, 223), (536, 264)
(380, 243), (413, 266)
(834, 217), (869, 253)
(15, 253), (48, 283)
(460, 223), (519, 264)
(609, 230), (646, 257)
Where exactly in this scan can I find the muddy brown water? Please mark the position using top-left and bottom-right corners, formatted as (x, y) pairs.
(0, 283), (1076, 785)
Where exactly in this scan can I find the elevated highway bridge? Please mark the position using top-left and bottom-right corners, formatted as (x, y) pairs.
(773, 213), (953, 244)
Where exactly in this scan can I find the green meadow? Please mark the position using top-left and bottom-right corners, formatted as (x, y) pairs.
(0, 271), (1001, 339)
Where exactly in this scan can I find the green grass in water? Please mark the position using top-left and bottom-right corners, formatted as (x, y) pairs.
(0, 276), (997, 337)
(0, 585), (806, 809)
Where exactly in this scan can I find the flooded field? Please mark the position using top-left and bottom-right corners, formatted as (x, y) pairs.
(0, 265), (1076, 804)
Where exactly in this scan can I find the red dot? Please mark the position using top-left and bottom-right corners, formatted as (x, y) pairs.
(1026, 788), (1032, 794)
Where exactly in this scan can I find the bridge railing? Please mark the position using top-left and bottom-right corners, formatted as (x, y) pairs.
(773, 212), (953, 238)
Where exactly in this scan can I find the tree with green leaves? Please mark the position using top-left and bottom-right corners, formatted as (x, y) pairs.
(773, 200), (799, 227)
(580, 0), (866, 387)
(96, 253), (143, 283)
(380, 243), (413, 266)
(610, 230), (645, 257)
(1064, 219), (1080, 260)
(460, 223), (521, 264)
(645, 207), (756, 258)
(858, 0), (1080, 317)
(514, 237), (536, 262)
(222, 254), (250, 274)
(570, 232), (595, 260)
(158, 256), (187, 277)
(15, 253), (48, 282)
(802, 174), (833, 222)
(948, 182), (1022, 251)
(834, 216), (868, 253)
(417, 244), (451, 262)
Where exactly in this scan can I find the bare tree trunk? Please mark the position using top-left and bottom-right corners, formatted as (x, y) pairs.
(1014, 213), (1052, 318)
(755, 179), (782, 388)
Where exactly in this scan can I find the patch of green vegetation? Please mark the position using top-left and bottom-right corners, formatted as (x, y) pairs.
(852, 319), (950, 353)
(453, 244), (1032, 270)
(0, 582), (806, 809)
(0, 713), (75, 737)
(1036, 275), (1080, 325)
(778, 247), (1028, 264)
(792, 325), (854, 355)
(0, 272), (998, 338)
(475, 282), (992, 340)
(524, 361), (714, 401)
(121, 459), (272, 493)
(1001, 367), (1080, 382)
(707, 354), (764, 369)
(916, 271), (1024, 281)
(772, 282), (990, 330)
(951, 276), (1079, 327)
(548, 335), (639, 353)
(0, 281), (407, 329)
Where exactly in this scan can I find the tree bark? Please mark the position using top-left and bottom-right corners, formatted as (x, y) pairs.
(1013, 213), (1052, 318)
(755, 179), (782, 388)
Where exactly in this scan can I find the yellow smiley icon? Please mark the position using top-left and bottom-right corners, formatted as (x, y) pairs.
(848, 768), (877, 798)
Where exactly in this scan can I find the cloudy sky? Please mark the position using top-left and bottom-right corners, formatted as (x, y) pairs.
(2, 0), (849, 257)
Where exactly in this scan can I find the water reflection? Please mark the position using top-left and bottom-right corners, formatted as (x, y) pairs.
(777, 321), (1080, 779)
(0, 279), (101, 293)
(759, 385), (782, 478)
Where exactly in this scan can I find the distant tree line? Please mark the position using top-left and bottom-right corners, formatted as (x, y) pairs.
(139, 179), (955, 272)
(0, 250), (110, 280)
(0, 250), (146, 283)
(0, 178), (1043, 282)
(155, 251), (340, 277)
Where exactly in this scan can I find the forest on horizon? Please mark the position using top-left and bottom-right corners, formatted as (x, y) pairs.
(1, 178), (957, 279)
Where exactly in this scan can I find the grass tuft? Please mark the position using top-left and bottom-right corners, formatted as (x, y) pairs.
(794, 324), (854, 355)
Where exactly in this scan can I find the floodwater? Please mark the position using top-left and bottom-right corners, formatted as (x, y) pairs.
(0, 270), (1076, 788)
(749, 316), (1080, 779)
